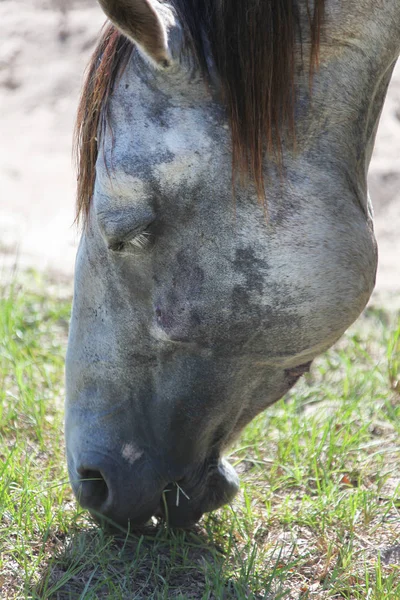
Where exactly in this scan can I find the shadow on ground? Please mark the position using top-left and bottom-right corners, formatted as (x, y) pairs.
(33, 522), (280, 599)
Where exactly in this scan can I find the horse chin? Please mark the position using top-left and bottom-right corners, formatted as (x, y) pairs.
(160, 458), (240, 529)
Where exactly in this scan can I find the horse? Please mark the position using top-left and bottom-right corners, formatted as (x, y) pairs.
(65, 0), (400, 529)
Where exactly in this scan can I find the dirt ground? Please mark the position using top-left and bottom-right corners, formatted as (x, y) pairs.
(1, 0), (399, 305)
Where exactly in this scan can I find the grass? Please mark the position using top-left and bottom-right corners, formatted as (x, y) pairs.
(0, 273), (399, 599)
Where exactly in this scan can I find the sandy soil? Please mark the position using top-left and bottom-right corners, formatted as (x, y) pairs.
(1, 0), (399, 305)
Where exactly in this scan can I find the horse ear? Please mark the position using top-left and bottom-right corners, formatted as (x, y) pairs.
(97, 0), (173, 68)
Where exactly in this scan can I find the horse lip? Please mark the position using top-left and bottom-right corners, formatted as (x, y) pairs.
(158, 487), (204, 529)
(157, 456), (238, 528)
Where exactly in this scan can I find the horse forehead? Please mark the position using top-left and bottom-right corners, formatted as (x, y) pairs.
(112, 100), (225, 158)
(101, 84), (229, 192)
(98, 109), (225, 197)
(108, 53), (226, 143)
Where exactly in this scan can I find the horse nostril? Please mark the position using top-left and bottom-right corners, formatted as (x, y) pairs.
(77, 468), (110, 511)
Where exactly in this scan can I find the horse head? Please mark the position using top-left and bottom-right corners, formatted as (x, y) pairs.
(65, 0), (399, 528)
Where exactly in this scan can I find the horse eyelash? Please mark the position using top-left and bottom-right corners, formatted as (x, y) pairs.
(127, 231), (152, 249)
(113, 230), (153, 255)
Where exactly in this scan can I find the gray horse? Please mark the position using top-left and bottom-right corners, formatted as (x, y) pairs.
(66, 0), (400, 528)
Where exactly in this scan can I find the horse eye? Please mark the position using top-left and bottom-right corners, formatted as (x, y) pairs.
(109, 228), (154, 254)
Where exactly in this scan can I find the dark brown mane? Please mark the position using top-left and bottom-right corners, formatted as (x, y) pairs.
(74, 23), (132, 225)
(75, 0), (325, 225)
